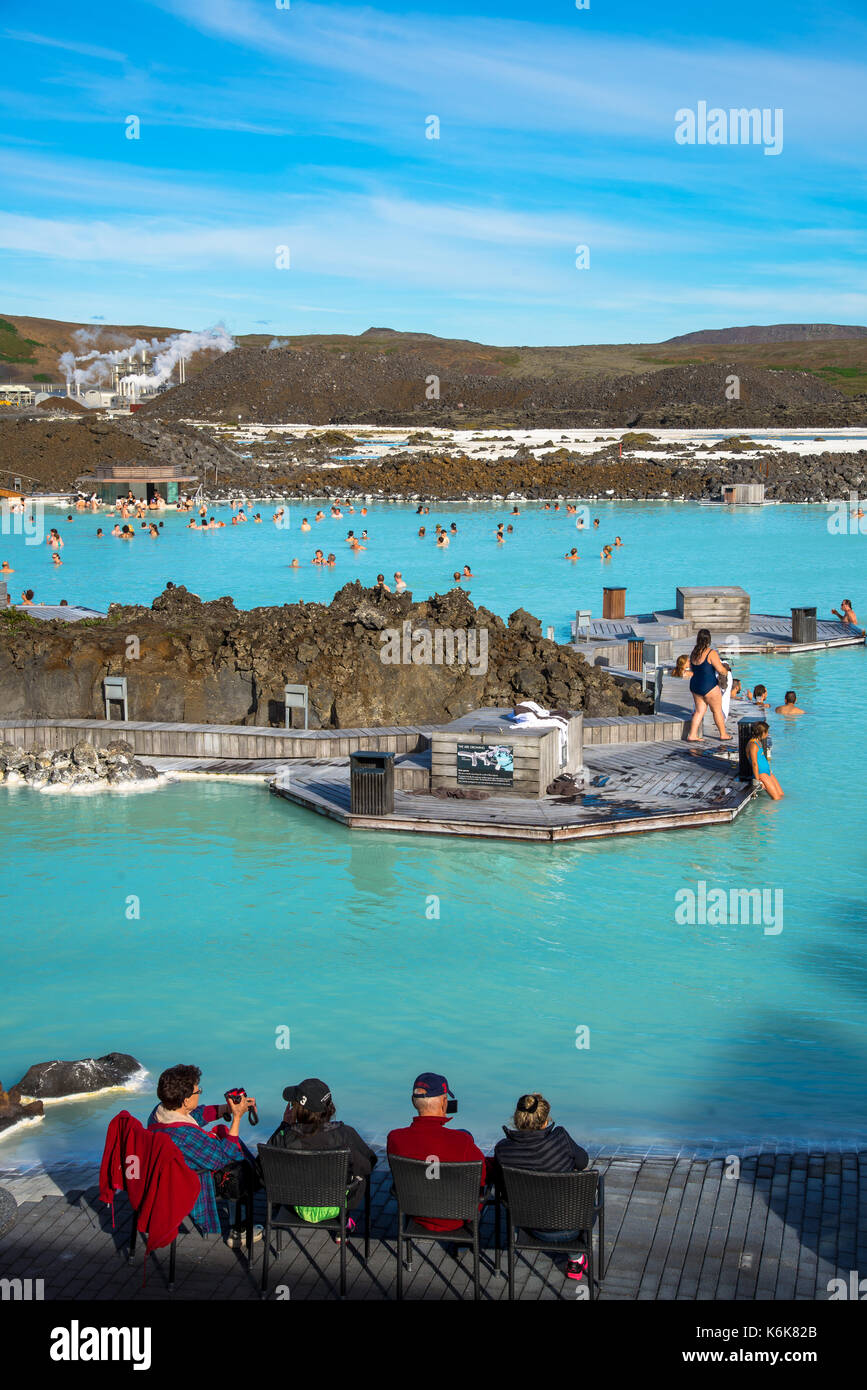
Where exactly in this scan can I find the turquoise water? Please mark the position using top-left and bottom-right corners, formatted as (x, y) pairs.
(3, 498), (864, 640)
(1, 501), (865, 1163)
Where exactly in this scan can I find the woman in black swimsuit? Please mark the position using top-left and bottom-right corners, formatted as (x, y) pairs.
(686, 628), (731, 742)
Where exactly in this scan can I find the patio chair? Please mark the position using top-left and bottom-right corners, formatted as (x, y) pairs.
(496, 1165), (605, 1299)
(257, 1144), (371, 1299)
(387, 1154), (486, 1300)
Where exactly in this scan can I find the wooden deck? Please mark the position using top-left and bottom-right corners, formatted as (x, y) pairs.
(269, 738), (756, 842)
(573, 610), (864, 661)
(2, 1147), (862, 1301)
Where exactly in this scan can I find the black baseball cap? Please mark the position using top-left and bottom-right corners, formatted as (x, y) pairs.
(283, 1078), (332, 1110)
(412, 1072), (454, 1099)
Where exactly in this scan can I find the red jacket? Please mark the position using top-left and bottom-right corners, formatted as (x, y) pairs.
(387, 1115), (488, 1232)
(100, 1110), (200, 1253)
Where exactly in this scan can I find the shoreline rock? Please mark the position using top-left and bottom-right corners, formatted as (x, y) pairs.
(0, 740), (159, 791)
(13, 1054), (144, 1101)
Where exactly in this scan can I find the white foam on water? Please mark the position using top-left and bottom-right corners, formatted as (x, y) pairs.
(0, 1114), (45, 1143)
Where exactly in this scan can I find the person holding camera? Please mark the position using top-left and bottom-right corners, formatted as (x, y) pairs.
(148, 1064), (260, 1239)
(387, 1073), (488, 1232)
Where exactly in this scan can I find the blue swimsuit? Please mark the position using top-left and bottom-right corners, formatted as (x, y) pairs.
(689, 651), (718, 696)
(749, 739), (771, 775)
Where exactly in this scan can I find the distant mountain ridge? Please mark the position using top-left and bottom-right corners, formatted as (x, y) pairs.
(665, 324), (867, 345)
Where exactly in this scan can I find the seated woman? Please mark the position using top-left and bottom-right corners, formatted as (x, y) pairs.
(746, 721), (784, 800)
(264, 1078), (377, 1234)
(493, 1093), (590, 1281)
(148, 1064), (259, 1242)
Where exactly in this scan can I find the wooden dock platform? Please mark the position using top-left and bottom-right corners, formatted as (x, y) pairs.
(269, 739), (756, 842)
(573, 610), (864, 664)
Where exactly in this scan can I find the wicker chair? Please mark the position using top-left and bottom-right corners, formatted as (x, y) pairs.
(497, 1166), (605, 1300)
(257, 1144), (371, 1299)
(388, 1155), (486, 1300)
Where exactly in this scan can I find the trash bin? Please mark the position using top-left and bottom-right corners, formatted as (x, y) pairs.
(791, 606), (817, 644)
(627, 636), (644, 672)
(738, 717), (767, 782)
(350, 751), (395, 815)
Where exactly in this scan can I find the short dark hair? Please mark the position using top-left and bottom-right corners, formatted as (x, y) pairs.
(157, 1064), (201, 1110)
(754, 684), (767, 696)
(785, 690), (797, 703)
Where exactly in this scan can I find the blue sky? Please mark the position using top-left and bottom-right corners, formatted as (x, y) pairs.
(1, 0), (865, 344)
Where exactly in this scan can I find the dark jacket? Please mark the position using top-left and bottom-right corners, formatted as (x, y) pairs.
(492, 1124), (589, 1181)
(264, 1116), (377, 1183)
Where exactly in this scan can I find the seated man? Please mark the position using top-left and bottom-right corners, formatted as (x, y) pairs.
(148, 1064), (259, 1241)
(387, 1073), (488, 1232)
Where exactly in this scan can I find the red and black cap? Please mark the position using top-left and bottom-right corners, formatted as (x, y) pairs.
(412, 1073), (454, 1099)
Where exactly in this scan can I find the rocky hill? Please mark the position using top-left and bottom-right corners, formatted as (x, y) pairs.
(139, 345), (858, 428)
(0, 583), (651, 727)
(665, 324), (867, 346)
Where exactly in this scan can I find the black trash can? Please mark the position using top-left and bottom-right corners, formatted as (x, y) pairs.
(350, 751), (395, 815)
(791, 606), (817, 644)
(738, 717), (767, 781)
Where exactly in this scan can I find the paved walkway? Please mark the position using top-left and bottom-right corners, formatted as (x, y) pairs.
(1, 1149), (862, 1301)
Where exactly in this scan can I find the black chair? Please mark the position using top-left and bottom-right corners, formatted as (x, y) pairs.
(497, 1166), (605, 1300)
(257, 1145), (371, 1299)
(127, 1160), (255, 1291)
(388, 1155), (486, 1300)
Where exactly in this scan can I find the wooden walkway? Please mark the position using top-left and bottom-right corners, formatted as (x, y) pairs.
(269, 738), (755, 842)
(1, 1149), (863, 1301)
(573, 610), (864, 662)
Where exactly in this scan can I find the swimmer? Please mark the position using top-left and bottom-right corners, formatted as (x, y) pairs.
(289, 558), (300, 569)
(375, 573), (391, 592)
(95, 529), (103, 538)
(745, 721), (783, 800)
(437, 533), (450, 547)
(312, 549), (325, 565)
(361, 507), (368, 516)
(149, 524), (159, 537)
(20, 589), (34, 605)
(349, 539), (366, 551)
(450, 522), (457, 533)
(614, 536), (623, 547)
(301, 518), (311, 532)
(832, 598), (859, 627)
(544, 503), (551, 511)
(111, 525), (122, 537)
(462, 565), (474, 578)
(601, 545), (612, 559)
(187, 519), (199, 529)
(576, 517), (585, 529)
(593, 518), (599, 528)
(314, 511), (325, 522)
(254, 514), (262, 523)
(418, 527), (426, 537)
(1, 561), (13, 574)
(565, 548), (579, 561)
(393, 572), (406, 591)
(775, 690), (805, 716)
(360, 531), (368, 541)
(237, 511), (247, 523)
(496, 532), (505, 544)
(52, 553), (62, 566)
(453, 571), (462, 583)
(326, 553), (336, 567)
(506, 524), (513, 533)
(231, 516), (239, 526)
(751, 684), (769, 707)
(511, 507), (520, 516)
(345, 531), (355, 542)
